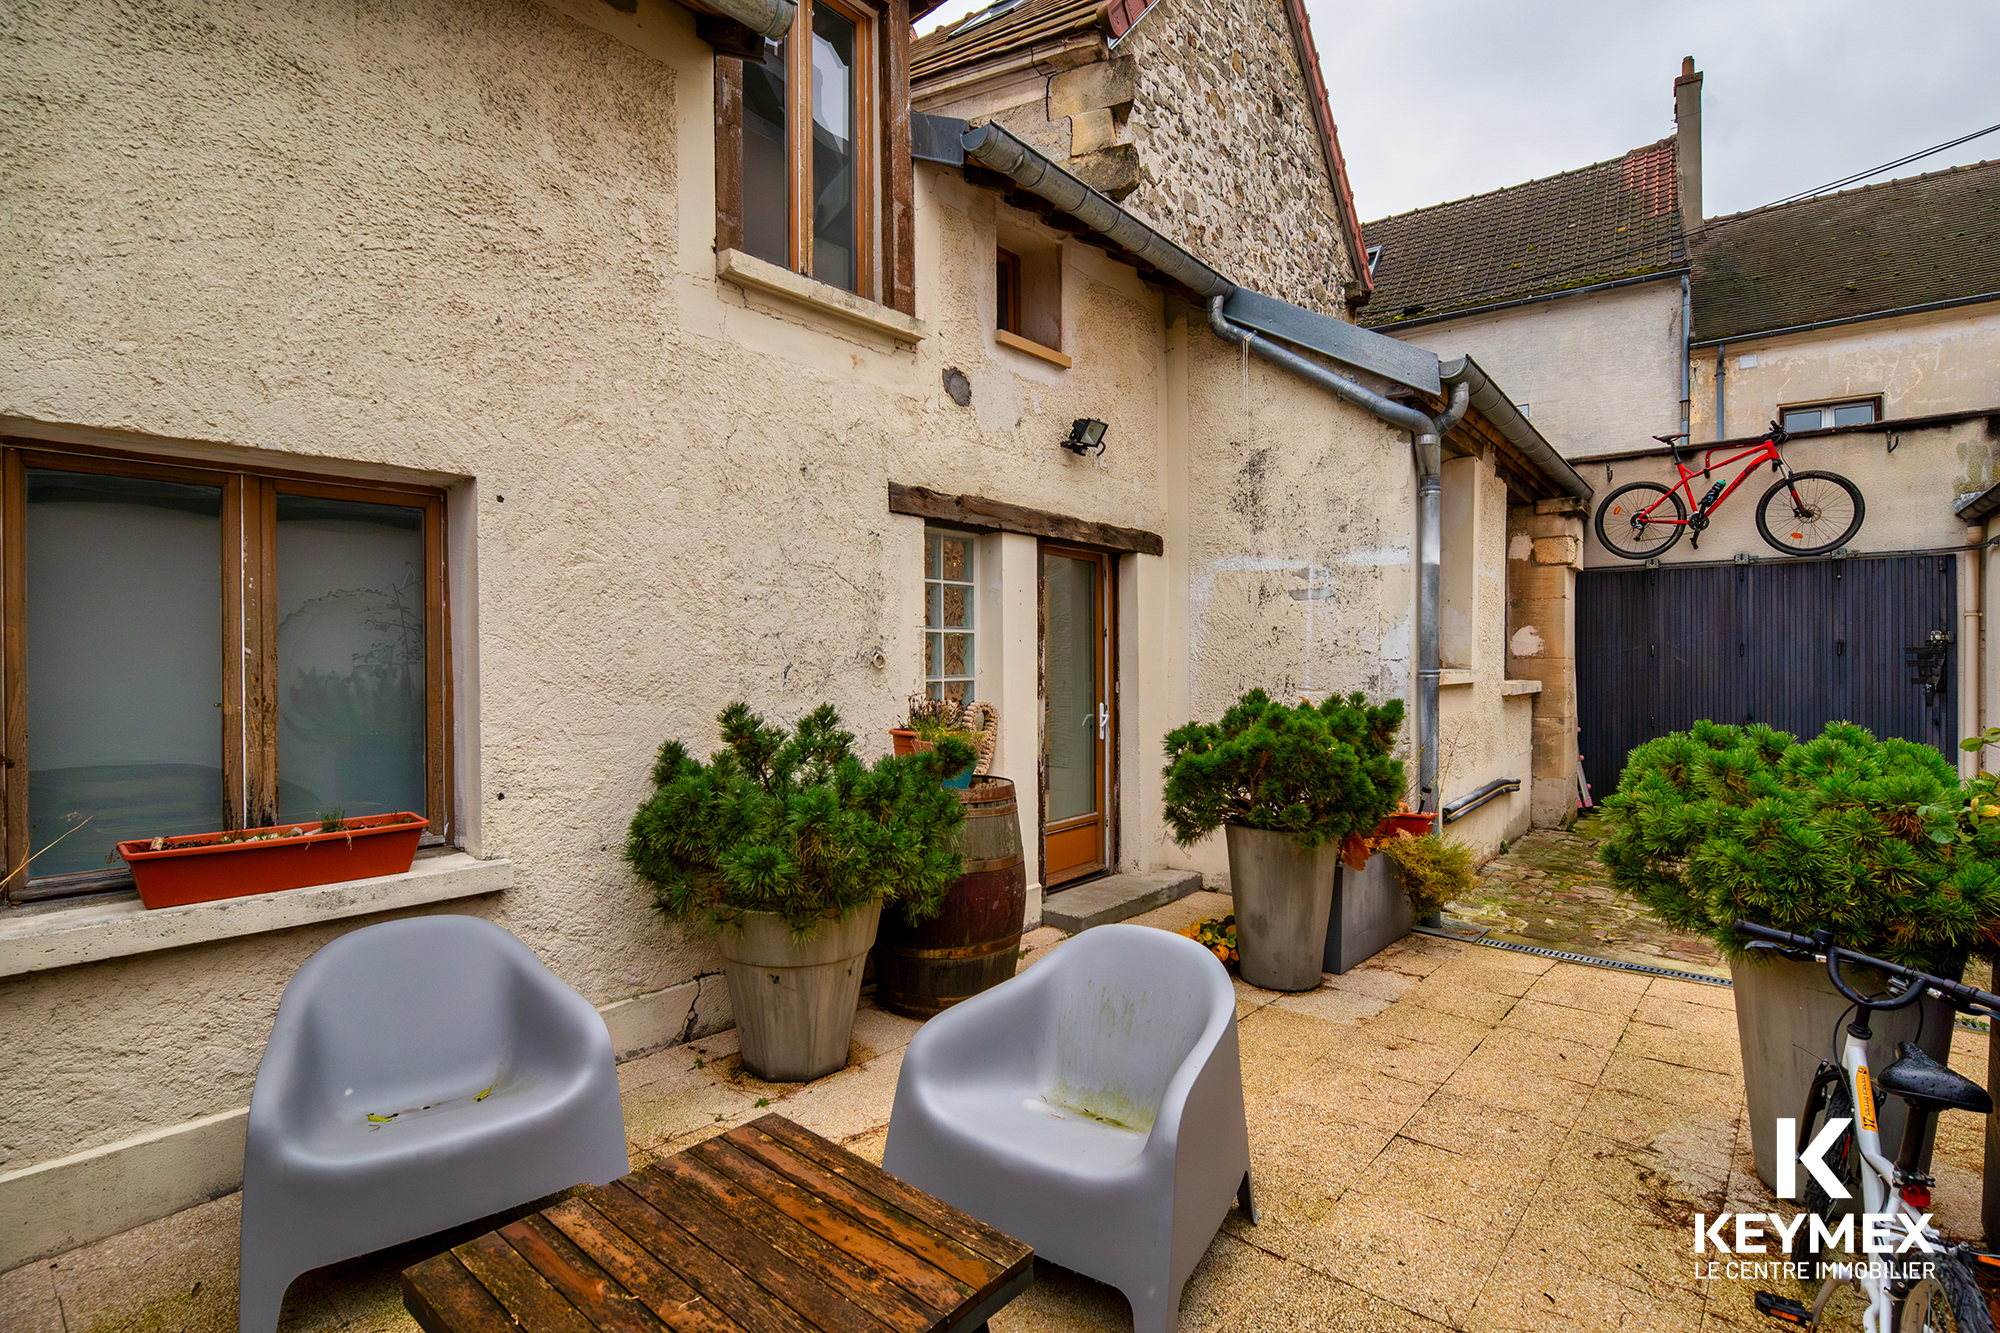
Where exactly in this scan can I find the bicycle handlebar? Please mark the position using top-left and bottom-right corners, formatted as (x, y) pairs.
(1733, 920), (2000, 1018)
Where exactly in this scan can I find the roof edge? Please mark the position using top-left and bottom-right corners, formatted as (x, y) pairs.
(1363, 137), (1677, 233)
(1279, 0), (1371, 301)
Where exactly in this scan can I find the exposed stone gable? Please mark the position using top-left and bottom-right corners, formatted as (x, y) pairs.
(1118, 0), (1356, 316)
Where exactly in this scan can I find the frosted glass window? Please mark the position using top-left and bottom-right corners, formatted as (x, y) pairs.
(25, 471), (223, 876)
(924, 530), (974, 701)
(276, 496), (427, 824)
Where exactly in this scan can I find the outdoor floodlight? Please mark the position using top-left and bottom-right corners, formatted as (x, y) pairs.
(1061, 418), (1108, 456)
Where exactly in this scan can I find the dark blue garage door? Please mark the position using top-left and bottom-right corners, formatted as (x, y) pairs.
(1578, 554), (1957, 795)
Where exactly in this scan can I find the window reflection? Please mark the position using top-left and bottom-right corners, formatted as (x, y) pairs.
(742, 37), (790, 269)
(811, 6), (856, 293)
(275, 496), (427, 824)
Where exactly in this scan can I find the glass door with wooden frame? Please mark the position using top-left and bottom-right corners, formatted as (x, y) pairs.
(1041, 546), (1114, 888)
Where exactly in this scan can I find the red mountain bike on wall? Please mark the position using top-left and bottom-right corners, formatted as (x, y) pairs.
(1594, 421), (1865, 559)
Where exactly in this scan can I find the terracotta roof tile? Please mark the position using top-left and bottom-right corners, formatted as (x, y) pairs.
(1358, 139), (1686, 328)
(911, 0), (1107, 84)
(1689, 158), (2000, 343)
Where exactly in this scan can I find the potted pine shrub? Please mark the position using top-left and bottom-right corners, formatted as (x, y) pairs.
(627, 702), (972, 1082)
(1598, 719), (2000, 1187)
(1163, 690), (1406, 991)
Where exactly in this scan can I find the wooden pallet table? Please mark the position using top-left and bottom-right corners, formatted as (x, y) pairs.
(403, 1113), (1034, 1333)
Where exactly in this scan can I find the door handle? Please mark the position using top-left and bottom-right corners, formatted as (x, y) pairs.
(1097, 702), (1109, 740)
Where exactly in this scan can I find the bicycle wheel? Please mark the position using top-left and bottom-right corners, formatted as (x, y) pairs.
(1595, 482), (1686, 559)
(1757, 470), (1865, 555)
(1799, 1068), (1859, 1266)
(1894, 1252), (1993, 1332)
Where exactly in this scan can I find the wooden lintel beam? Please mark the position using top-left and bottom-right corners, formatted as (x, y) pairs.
(888, 483), (1164, 556)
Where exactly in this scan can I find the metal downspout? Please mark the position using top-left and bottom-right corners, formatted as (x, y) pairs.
(1714, 345), (1727, 441)
(1207, 296), (1468, 824)
(1679, 276), (1693, 439)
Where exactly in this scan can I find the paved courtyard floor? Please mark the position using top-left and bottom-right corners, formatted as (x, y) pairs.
(2, 888), (1989, 1333)
(1447, 818), (1729, 978)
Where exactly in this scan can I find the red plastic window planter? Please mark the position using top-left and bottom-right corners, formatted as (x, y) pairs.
(117, 812), (428, 909)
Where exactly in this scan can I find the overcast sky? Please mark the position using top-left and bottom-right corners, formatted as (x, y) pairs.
(916, 0), (2000, 223)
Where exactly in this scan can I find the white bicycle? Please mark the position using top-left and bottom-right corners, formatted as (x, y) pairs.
(1737, 921), (1998, 1331)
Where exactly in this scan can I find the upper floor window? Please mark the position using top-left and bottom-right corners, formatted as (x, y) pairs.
(739, 0), (877, 296)
(0, 443), (451, 902)
(1782, 399), (1879, 433)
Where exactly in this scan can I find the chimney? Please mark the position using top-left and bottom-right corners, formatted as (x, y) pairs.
(1674, 56), (1703, 230)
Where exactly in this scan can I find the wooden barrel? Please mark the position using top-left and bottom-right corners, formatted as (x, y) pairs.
(873, 777), (1027, 1019)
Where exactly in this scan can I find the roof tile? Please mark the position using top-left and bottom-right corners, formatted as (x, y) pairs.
(1689, 158), (2000, 343)
(1358, 139), (1685, 328)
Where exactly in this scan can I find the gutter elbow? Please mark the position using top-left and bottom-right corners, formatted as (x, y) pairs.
(1433, 381), (1470, 435)
(1206, 293), (1249, 345)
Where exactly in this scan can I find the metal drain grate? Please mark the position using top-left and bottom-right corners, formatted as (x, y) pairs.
(1411, 928), (1991, 1033)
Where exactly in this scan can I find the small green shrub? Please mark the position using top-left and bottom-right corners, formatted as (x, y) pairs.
(1597, 719), (2000, 967)
(626, 702), (975, 938)
(1384, 833), (1477, 918)
(1162, 689), (1405, 851)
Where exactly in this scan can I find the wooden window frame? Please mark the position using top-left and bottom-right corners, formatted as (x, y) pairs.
(923, 527), (976, 701)
(0, 440), (454, 901)
(995, 247), (1022, 335)
(715, 0), (914, 315)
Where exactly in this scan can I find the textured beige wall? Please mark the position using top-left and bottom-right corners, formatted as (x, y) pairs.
(1581, 419), (2000, 568)
(1689, 303), (2000, 442)
(0, 0), (1462, 1193)
(1389, 281), (1687, 461)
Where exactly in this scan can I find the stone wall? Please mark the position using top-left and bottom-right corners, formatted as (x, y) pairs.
(1118, 0), (1357, 317)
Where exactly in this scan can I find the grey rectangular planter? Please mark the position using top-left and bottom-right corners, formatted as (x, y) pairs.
(1323, 853), (1412, 975)
(1733, 951), (1955, 1190)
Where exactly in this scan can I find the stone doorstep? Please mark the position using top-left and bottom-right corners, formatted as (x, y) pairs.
(1040, 869), (1203, 933)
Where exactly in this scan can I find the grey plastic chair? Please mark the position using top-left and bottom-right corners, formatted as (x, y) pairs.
(883, 923), (1256, 1333)
(238, 916), (628, 1333)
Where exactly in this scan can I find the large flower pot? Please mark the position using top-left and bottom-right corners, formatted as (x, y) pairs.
(873, 778), (1026, 1019)
(1323, 852), (1413, 975)
(1733, 951), (1956, 1189)
(717, 901), (882, 1082)
(1225, 823), (1338, 992)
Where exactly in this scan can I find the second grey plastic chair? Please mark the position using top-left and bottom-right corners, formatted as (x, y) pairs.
(883, 922), (1256, 1333)
(238, 915), (629, 1333)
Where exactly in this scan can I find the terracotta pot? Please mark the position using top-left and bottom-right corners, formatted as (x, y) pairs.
(1378, 813), (1437, 839)
(118, 812), (427, 909)
(890, 728), (919, 757)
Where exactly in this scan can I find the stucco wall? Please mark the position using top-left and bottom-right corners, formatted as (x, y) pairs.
(0, 0), (1460, 1208)
(1688, 303), (2000, 442)
(1581, 418), (2000, 568)
(1389, 281), (1686, 461)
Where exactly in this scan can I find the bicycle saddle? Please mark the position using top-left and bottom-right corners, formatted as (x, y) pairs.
(1878, 1042), (1992, 1115)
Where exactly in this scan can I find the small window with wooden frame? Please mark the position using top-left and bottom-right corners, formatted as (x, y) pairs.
(0, 440), (452, 902)
(992, 220), (1068, 368)
(718, 0), (908, 306)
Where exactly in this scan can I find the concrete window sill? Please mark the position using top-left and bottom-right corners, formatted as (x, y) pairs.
(1438, 670), (1476, 688)
(994, 329), (1072, 368)
(0, 852), (511, 978)
(716, 249), (929, 345)
(1501, 679), (1544, 696)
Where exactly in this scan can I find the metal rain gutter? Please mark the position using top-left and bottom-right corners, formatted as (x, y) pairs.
(948, 118), (1586, 829)
(1207, 295), (1467, 824)
(1436, 356), (1592, 503)
(704, 0), (795, 39)
(959, 122), (1232, 299)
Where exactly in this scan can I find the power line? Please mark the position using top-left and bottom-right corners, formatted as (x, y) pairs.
(1704, 120), (2000, 230)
